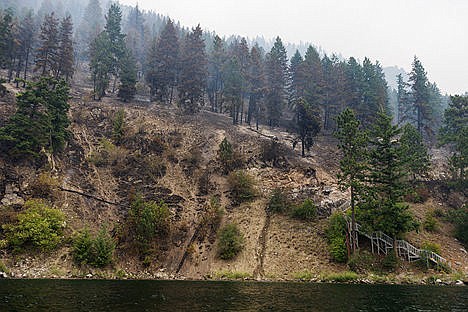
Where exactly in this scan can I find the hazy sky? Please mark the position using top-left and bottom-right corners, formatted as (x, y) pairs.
(120, 0), (468, 94)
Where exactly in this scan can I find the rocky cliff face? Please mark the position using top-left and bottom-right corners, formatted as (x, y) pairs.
(0, 89), (466, 280)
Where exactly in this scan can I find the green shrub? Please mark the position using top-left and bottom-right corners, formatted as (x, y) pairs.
(92, 227), (116, 267)
(227, 170), (257, 205)
(218, 138), (242, 173)
(200, 196), (224, 237)
(347, 251), (376, 273)
(3, 200), (65, 252)
(267, 188), (291, 213)
(423, 212), (439, 232)
(421, 241), (441, 255)
(291, 199), (317, 221)
(88, 138), (126, 166)
(128, 195), (170, 251)
(31, 172), (59, 198)
(381, 252), (399, 271)
(72, 227), (115, 267)
(72, 228), (94, 265)
(446, 206), (468, 248)
(218, 223), (244, 260)
(112, 109), (126, 144)
(326, 213), (348, 263)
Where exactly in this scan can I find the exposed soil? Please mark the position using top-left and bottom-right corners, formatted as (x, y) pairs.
(0, 84), (466, 282)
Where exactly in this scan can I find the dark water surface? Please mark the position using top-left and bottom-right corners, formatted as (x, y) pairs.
(0, 279), (467, 311)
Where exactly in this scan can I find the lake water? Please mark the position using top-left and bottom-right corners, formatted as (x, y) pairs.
(0, 279), (467, 311)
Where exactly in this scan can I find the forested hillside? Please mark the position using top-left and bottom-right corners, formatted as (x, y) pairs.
(0, 0), (466, 283)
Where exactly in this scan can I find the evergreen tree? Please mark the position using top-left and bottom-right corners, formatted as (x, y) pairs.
(335, 108), (368, 254)
(296, 98), (320, 157)
(178, 24), (207, 114)
(75, 0), (104, 60)
(223, 58), (242, 124)
(56, 15), (74, 81)
(246, 44), (265, 128)
(265, 36), (287, 126)
(105, 3), (125, 89)
(439, 95), (468, 183)
(15, 11), (35, 84)
(117, 50), (137, 102)
(34, 12), (59, 77)
(359, 112), (416, 242)
(89, 31), (112, 100)
(124, 4), (147, 76)
(288, 50), (304, 107)
(0, 77), (70, 158)
(396, 73), (410, 124)
(145, 19), (179, 103)
(400, 123), (430, 182)
(231, 37), (250, 123)
(0, 8), (17, 81)
(409, 56), (432, 139)
(207, 35), (226, 112)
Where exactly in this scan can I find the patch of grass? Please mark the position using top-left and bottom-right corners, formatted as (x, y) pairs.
(0, 261), (9, 273)
(291, 199), (317, 221)
(347, 251), (377, 274)
(292, 270), (315, 280)
(322, 271), (359, 282)
(217, 223), (244, 260)
(31, 172), (59, 198)
(88, 138), (127, 167)
(213, 270), (251, 279)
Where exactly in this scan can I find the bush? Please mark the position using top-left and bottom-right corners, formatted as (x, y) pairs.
(218, 138), (242, 173)
(88, 138), (126, 167)
(200, 197), (224, 235)
(128, 195), (170, 251)
(405, 186), (430, 203)
(381, 252), (399, 272)
(423, 212), (439, 232)
(326, 213), (348, 263)
(72, 227), (115, 267)
(218, 223), (244, 260)
(3, 200), (65, 252)
(112, 109), (126, 144)
(446, 206), (468, 248)
(267, 188), (291, 214)
(421, 241), (441, 255)
(347, 251), (376, 273)
(291, 199), (317, 221)
(227, 170), (257, 205)
(31, 172), (59, 198)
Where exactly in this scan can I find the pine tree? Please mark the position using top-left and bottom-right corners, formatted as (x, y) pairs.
(35, 12), (59, 77)
(335, 108), (368, 254)
(178, 24), (207, 114)
(409, 56), (432, 139)
(231, 37), (249, 123)
(265, 36), (287, 126)
(0, 8), (18, 81)
(0, 77), (70, 158)
(359, 112), (416, 242)
(439, 95), (468, 183)
(145, 19), (179, 103)
(124, 4), (147, 76)
(246, 44), (265, 128)
(105, 3), (126, 90)
(75, 0), (104, 60)
(288, 50), (304, 107)
(56, 15), (74, 81)
(400, 123), (430, 182)
(89, 31), (112, 100)
(223, 58), (242, 124)
(207, 35), (226, 113)
(296, 98), (320, 157)
(396, 73), (410, 124)
(117, 49), (137, 102)
(14, 11), (35, 84)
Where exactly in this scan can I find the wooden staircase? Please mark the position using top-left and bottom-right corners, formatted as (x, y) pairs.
(347, 217), (451, 269)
